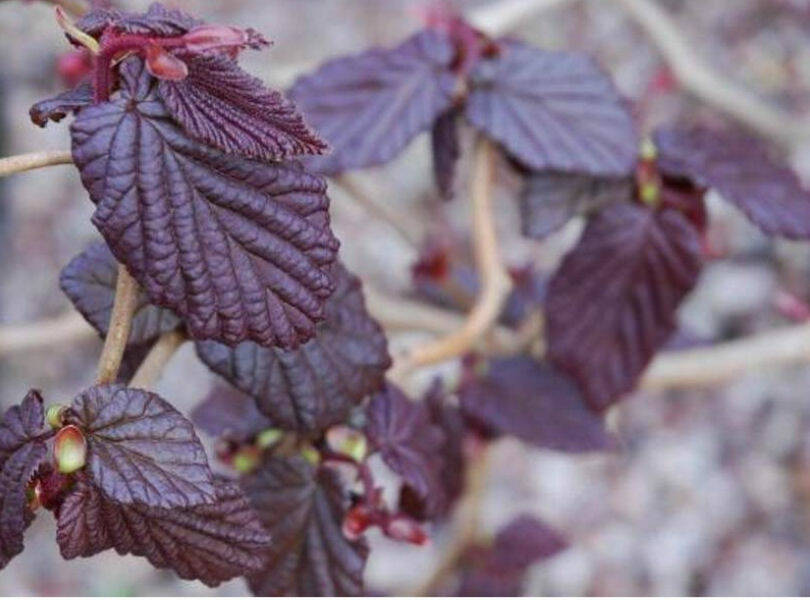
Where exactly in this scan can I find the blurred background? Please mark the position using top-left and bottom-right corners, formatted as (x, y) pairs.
(3, 0), (810, 595)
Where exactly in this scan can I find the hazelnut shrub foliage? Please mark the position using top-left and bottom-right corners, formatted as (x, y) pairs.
(4, 2), (810, 595)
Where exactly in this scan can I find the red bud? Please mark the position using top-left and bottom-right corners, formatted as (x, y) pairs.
(383, 515), (428, 545)
(144, 43), (188, 81)
(182, 25), (250, 53)
(56, 50), (92, 87)
(342, 505), (374, 540)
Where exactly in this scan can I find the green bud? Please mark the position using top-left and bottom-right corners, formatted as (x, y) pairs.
(300, 444), (320, 466)
(46, 404), (67, 429)
(640, 182), (660, 207)
(232, 447), (260, 474)
(256, 428), (283, 449)
(54, 425), (87, 474)
(640, 137), (657, 161)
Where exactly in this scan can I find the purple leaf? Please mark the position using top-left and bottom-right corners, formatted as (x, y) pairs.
(365, 384), (445, 500)
(29, 82), (92, 127)
(191, 384), (273, 440)
(521, 172), (633, 240)
(460, 357), (612, 452)
(70, 58), (339, 349)
(159, 54), (328, 162)
(655, 126), (810, 239)
(196, 263), (390, 433)
(242, 456), (368, 596)
(66, 385), (215, 509)
(399, 380), (465, 520)
(289, 30), (457, 174)
(432, 109), (461, 199)
(75, 2), (201, 39)
(547, 202), (702, 411)
(490, 514), (567, 570)
(56, 476), (270, 587)
(0, 391), (48, 570)
(466, 41), (637, 175)
(60, 240), (181, 346)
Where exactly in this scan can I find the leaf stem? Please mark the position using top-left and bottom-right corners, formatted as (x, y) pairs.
(96, 263), (139, 385)
(0, 150), (73, 178)
(391, 137), (511, 377)
(129, 329), (187, 389)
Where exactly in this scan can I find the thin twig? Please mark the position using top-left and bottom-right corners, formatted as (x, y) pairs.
(391, 137), (512, 377)
(412, 446), (492, 596)
(332, 174), (423, 249)
(467, 0), (571, 34)
(129, 329), (187, 389)
(0, 310), (95, 356)
(96, 264), (139, 385)
(0, 150), (73, 178)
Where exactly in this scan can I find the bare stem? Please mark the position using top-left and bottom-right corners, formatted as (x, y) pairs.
(129, 329), (187, 389)
(0, 150), (73, 178)
(391, 137), (511, 377)
(96, 264), (139, 385)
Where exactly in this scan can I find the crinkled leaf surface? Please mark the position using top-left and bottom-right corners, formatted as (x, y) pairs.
(30, 82), (93, 127)
(547, 202), (702, 411)
(60, 240), (181, 345)
(466, 41), (636, 175)
(76, 2), (201, 39)
(290, 30), (457, 174)
(71, 58), (339, 348)
(242, 456), (368, 596)
(56, 476), (270, 587)
(196, 263), (390, 432)
(159, 54), (328, 162)
(191, 384), (273, 440)
(655, 126), (810, 239)
(460, 357), (611, 452)
(365, 384), (444, 499)
(521, 172), (633, 240)
(432, 109), (461, 199)
(0, 392), (47, 570)
(67, 385), (215, 508)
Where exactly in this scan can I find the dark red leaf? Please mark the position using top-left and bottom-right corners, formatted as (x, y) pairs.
(460, 357), (612, 452)
(0, 391), (48, 570)
(289, 30), (457, 174)
(242, 456), (368, 596)
(547, 202), (702, 411)
(67, 385), (215, 508)
(365, 384), (444, 500)
(432, 108), (461, 199)
(655, 126), (810, 239)
(75, 2), (201, 39)
(466, 41), (637, 175)
(490, 514), (567, 570)
(195, 263), (390, 433)
(60, 241), (181, 346)
(521, 172), (633, 240)
(56, 476), (270, 587)
(399, 380), (465, 520)
(29, 82), (92, 127)
(191, 385), (273, 440)
(70, 58), (339, 349)
(159, 54), (328, 161)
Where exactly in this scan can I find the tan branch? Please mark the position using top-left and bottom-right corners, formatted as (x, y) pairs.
(391, 137), (512, 376)
(0, 310), (95, 356)
(467, 0), (572, 35)
(96, 264), (139, 385)
(0, 150), (73, 178)
(129, 329), (187, 389)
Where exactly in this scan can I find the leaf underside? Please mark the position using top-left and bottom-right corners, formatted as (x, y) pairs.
(0, 392), (47, 570)
(546, 202), (702, 411)
(67, 384), (215, 509)
(242, 456), (368, 596)
(655, 126), (810, 239)
(60, 240), (181, 345)
(521, 172), (633, 240)
(196, 263), (390, 432)
(365, 384), (445, 499)
(461, 357), (612, 452)
(159, 54), (328, 162)
(56, 476), (270, 587)
(70, 58), (339, 349)
(466, 41), (637, 175)
(290, 30), (457, 174)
